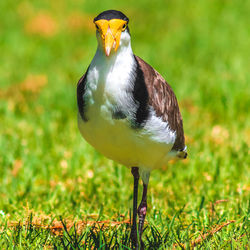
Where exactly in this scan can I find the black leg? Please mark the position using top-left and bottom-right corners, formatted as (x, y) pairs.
(138, 183), (148, 247)
(130, 167), (139, 249)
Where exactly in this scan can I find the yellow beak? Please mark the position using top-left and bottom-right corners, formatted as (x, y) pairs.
(95, 19), (127, 56)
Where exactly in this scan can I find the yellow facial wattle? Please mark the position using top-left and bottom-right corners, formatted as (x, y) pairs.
(94, 19), (127, 56)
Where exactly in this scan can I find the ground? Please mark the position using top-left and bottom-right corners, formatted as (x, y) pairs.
(0, 0), (249, 249)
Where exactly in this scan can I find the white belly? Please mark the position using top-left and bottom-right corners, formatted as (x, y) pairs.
(78, 102), (175, 170)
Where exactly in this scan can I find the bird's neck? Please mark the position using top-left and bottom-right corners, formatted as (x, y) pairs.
(88, 42), (136, 95)
(94, 43), (135, 69)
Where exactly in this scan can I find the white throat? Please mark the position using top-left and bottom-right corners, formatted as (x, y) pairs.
(87, 31), (136, 106)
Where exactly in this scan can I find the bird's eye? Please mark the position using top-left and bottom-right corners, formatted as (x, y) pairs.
(122, 24), (127, 31)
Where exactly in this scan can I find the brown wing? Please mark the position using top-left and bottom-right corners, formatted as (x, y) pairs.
(135, 56), (185, 151)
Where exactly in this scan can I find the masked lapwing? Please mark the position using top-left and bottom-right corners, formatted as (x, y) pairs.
(77, 10), (187, 248)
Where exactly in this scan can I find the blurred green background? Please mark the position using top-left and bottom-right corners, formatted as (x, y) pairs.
(0, 0), (249, 248)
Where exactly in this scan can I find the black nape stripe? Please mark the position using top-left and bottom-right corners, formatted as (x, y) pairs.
(94, 10), (129, 23)
(77, 68), (89, 122)
(131, 56), (149, 128)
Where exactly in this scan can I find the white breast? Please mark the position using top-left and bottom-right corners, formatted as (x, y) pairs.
(78, 47), (177, 170)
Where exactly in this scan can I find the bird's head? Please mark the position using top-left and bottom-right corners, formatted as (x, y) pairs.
(93, 10), (130, 57)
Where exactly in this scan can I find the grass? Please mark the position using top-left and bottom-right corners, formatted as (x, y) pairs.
(0, 0), (249, 248)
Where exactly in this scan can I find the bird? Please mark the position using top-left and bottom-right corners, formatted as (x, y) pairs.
(77, 10), (187, 248)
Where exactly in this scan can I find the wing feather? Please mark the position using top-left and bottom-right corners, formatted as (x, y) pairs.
(135, 56), (185, 151)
